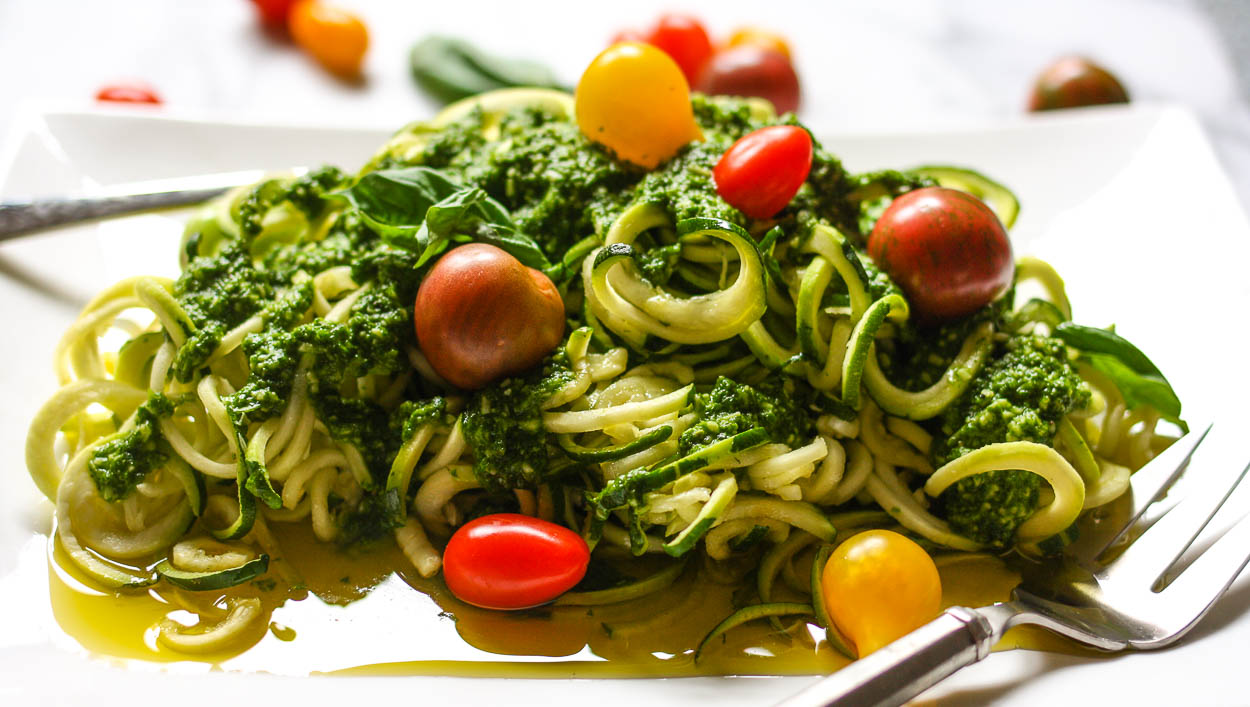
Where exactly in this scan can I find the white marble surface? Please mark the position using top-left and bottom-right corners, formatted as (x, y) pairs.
(1, 0), (1247, 206)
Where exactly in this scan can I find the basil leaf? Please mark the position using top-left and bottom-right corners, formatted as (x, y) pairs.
(1054, 322), (1186, 432)
(411, 187), (489, 266)
(411, 221), (449, 267)
(341, 166), (550, 269)
(473, 224), (550, 270)
(475, 192), (516, 229)
(423, 188), (548, 268)
(337, 167), (461, 244)
(1054, 322), (1163, 377)
(410, 36), (564, 105)
(425, 187), (487, 234)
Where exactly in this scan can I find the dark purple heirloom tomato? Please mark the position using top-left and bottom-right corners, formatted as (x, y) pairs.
(414, 244), (564, 390)
(696, 45), (801, 115)
(1028, 56), (1129, 111)
(867, 187), (1013, 323)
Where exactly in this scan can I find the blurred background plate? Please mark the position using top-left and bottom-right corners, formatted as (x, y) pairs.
(1, 105), (1248, 705)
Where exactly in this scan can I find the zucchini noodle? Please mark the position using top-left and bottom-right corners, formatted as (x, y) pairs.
(925, 442), (1085, 541)
(24, 88), (1182, 661)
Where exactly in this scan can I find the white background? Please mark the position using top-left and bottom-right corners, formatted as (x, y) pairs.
(0, 0), (1248, 207)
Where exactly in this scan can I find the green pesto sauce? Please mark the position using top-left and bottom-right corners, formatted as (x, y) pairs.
(86, 393), (177, 502)
(679, 375), (814, 455)
(410, 95), (860, 260)
(460, 353), (575, 495)
(89, 93), (1092, 552)
(933, 335), (1091, 547)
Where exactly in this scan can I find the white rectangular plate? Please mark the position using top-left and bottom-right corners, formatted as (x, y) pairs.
(2, 105), (1249, 705)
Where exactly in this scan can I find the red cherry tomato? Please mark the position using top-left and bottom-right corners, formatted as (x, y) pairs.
(95, 82), (162, 104)
(642, 14), (714, 85)
(696, 46), (801, 115)
(1028, 56), (1129, 112)
(713, 125), (812, 220)
(867, 187), (1014, 322)
(414, 243), (565, 390)
(250, 0), (297, 28)
(443, 514), (590, 610)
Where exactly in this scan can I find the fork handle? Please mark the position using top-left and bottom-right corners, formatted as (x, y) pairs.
(0, 188), (230, 241)
(775, 605), (1016, 707)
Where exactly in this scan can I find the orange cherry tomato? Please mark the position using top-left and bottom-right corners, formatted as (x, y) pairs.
(714, 125), (812, 220)
(821, 529), (941, 656)
(414, 243), (565, 390)
(289, 0), (368, 78)
(575, 42), (701, 169)
(443, 514), (590, 610)
(725, 27), (792, 61)
(95, 82), (162, 104)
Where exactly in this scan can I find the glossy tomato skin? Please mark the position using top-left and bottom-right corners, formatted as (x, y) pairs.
(443, 514), (590, 610)
(251, 0), (297, 28)
(725, 27), (792, 61)
(1028, 56), (1128, 111)
(576, 42), (701, 169)
(95, 83), (162, 104)
(414, 243), (564, 390)
(696, 46), (800, 115)
(714, 125), (812, 220)
(643, 14), (714, 85)
(289, 0), (369, 78)
(868, 187), (1014, 323)
(821, 530), (941, 656)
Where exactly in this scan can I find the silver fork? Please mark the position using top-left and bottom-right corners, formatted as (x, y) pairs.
(777, 423), (1250, 707)
(0, 168), (293, 241)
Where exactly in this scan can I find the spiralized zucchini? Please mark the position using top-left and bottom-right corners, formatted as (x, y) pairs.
(584, 204), (768, 346)
(25, 88), (1175, 663)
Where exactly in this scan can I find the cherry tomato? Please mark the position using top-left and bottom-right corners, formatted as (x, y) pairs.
(821, 529), (941, 657)
(713, 125), (812, 220)
(443, 513), (590, 610)
(642, 14), (714, 85)
(725, 27), (792, 61)
(609, 28), (646, 45)
(867, 187), (1014, 322)
(95, 82), (162, 105)
(1028, 56), (1129, 111)
(414, 243), (565, 390)
(696, 46), (801, 115)
(289, 0), (368, 78)
(576, 42), (701, 169)
(250, 0), (297, 29)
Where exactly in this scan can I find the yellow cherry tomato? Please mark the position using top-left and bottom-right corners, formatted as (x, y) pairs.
(289, 0), (369, 78)
(575, 42), (701, 169)
(725, 27), (793, 61)
(821, 529), (941, 657)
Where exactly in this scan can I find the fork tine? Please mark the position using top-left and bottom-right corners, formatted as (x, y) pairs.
(1090, 424), (1211, 561)
(1097, 446), (1250, 588)
(1149, 509), (1250, 646)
